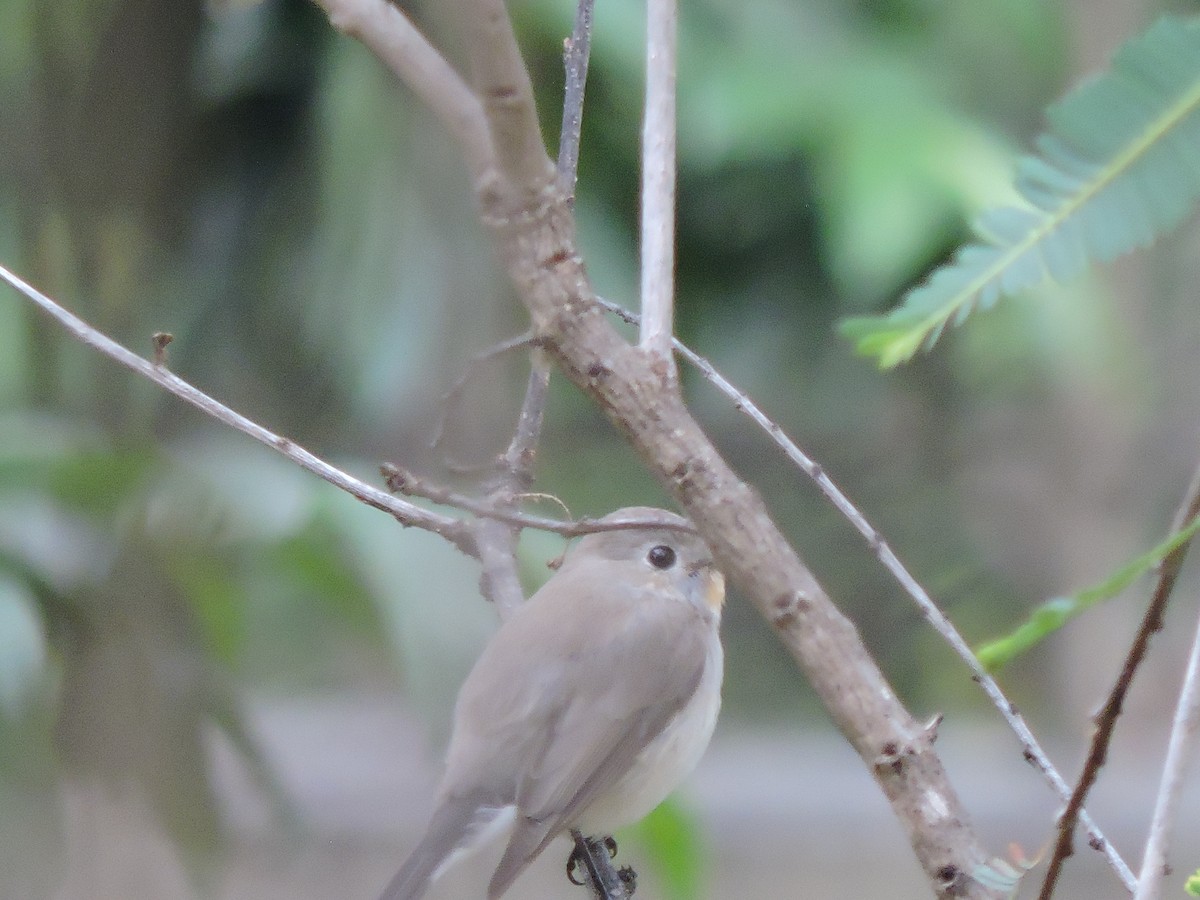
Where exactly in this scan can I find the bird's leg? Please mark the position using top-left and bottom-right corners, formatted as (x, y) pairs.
(567, 830), (590, 885)
(566, 830), (636, 898)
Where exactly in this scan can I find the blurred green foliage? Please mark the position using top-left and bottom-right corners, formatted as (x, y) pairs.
(623, 798), (706, 900)
(2, 0), (1199, 896)
(1186, 868), (1200, 896)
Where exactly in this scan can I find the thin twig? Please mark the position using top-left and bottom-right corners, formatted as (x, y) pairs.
(638, 0), (677, 362)
(557, 0), (595, 201)
(314, 0), (494, 182)
(473, 359), (550, 616)
(594, 295), (1136, 890)
(1039, 470), (1200, 900)
(1136, 508), (1200, 900)
(530, 11), (629, 896)
(430, 330), (535, 455)
(380, 464), (692, 538)
(0, 264), (476, 557)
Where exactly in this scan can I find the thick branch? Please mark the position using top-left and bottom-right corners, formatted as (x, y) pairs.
(462, 0), (557, 198)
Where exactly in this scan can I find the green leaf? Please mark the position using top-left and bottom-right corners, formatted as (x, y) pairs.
(843, 15), (1200, 367)
(1185, 868), (1200, 896)
(622, 797), (706, 900)
(977, 513), (1200, 672)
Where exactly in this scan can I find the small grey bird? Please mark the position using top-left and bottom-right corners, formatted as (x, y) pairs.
(380, 507), (725, 899)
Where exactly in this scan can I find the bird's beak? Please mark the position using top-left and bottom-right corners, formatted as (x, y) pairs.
(700, 566), (725, 613)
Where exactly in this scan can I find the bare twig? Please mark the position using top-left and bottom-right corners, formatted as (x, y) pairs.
(430, 330), (535, 456)
(557, 0), (595, 201)
(380, 464), (692, 538)
(638, 0), (677, 362)
(1137, 539), (1200, 899)
(473, 359), (551, 617)
(594, 296), (1135, 888)
(0, 264), (476, 556)
(472, 503), (532, 615)
(313, 0), (494, 182)
(1038, 471), (1200, 900)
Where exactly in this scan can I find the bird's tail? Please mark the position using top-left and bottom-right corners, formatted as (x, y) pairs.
(486, 816), (558, 900)
(379, 795), (498, 900)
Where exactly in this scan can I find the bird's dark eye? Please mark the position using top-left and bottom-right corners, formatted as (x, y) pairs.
(647, 545), (676, 569)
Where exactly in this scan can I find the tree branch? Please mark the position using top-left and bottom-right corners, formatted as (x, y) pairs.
(592, 296), (1137, 888)
(470, 0), (596, 622)
(461, 0), (557, 199)
(0, 264), (475, 557)
(313, 0), (494, 183)
(1038, 466), (1200, 900)
(380, 464), (691, 538)
(638, 0), (678, 363)
(472, 370), (548, 617)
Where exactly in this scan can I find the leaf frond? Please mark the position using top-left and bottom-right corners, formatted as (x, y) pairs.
(976, 513), (1200, 673)
(843, 15), (1200, 367)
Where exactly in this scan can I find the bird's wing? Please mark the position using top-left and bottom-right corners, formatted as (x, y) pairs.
(520, 601), (708, 818)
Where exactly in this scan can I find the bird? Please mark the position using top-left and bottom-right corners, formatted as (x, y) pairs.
(379, 506), (725, 899)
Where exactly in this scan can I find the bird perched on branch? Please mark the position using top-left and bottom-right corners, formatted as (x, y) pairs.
(380, 507), (725, 899)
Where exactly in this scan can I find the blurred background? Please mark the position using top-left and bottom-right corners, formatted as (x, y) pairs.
(2, 0), (1200, 896)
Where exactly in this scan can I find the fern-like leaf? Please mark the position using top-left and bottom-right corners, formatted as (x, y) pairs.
(841, 15), (1200, 368)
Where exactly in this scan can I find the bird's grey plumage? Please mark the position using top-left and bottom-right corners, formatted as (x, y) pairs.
(380, 508), (723, 900)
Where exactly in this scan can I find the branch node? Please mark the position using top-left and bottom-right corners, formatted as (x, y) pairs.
(152, 331), (173, 366)
(923, 713), (944, 744)
(874, 740), (907, 776)
(771, 589), (809, 629)
(380, 462), (410, 493)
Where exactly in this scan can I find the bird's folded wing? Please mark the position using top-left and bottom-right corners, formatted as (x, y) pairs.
(485, 590), (708, 897)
